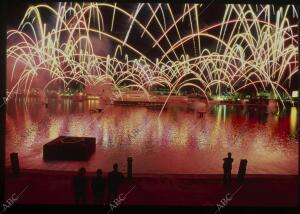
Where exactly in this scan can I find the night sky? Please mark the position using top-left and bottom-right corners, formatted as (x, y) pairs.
(6, 2), (299, 91)
(5, 2), (237, 60)
(7, 2), (297, 56)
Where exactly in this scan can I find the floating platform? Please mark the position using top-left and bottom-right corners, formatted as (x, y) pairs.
(43, 136), (96, 161)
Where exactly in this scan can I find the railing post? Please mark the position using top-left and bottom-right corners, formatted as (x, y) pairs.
(127, 157), (133, 180)
(237, 159), (247, 184)
(10, 152), (20, 176)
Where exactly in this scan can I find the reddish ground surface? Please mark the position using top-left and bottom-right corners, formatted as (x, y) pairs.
(5, 168), (298, 207)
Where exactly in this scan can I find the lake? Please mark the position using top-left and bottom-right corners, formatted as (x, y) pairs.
(5, 98), (298, 174)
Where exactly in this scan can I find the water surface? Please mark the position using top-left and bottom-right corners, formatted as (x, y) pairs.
(5, 98), (298, 174)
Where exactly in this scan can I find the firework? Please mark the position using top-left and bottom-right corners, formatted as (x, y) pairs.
(7, 3), (298, 107)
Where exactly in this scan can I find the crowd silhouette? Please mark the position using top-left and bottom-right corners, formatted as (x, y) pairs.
(73, 163), (124, 205)
(73, 153), (246, 204)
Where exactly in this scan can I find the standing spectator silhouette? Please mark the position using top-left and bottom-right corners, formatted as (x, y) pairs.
(73, 167), (88, 204)
(223, 152), (234, 184)
(107, 163), (124, 203)
(91, 169), (105, 204)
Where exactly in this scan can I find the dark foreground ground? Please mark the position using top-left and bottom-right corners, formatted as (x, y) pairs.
(4, 168), (298, 207)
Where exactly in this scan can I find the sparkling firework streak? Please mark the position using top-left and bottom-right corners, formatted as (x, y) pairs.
(7, 3), (298, 107)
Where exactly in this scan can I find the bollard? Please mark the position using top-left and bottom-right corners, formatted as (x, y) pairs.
(127, 157), (133, 180)
(10, 153), (20, 176)
(237, 159), (247, 183)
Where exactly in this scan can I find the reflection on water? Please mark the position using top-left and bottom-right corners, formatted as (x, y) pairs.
(5, 98), (299, 174)
(290, 107), (298, 137)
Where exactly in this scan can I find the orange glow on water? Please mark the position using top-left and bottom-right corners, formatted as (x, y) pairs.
(290, 107), (298, 137)
(5, 99), (299, 174)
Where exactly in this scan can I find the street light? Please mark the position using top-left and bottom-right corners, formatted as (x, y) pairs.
(292, 91), (299, 98)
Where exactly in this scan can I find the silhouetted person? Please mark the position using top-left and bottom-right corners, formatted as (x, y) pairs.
(91, 169), (105, 204)
(107, 163), (124, 203)
(73, 167), (88, 204)
(223, 152), (234, 184)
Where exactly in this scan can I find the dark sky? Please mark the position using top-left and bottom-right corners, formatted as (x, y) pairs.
(6, 2), (298, 90)
(6, 2), (226, 60)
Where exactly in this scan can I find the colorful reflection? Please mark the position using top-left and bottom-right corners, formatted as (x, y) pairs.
(5, 98), (299, 174)
(290, 107), (298, 137)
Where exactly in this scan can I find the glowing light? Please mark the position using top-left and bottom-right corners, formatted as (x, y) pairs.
(6, 3), (298, 109)
(292, 91), (298, 98)
(87, 95), (100, 99)
(290, 107), (298, 137)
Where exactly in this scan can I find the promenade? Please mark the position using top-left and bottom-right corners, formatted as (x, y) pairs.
(5, 168), (298, 206)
